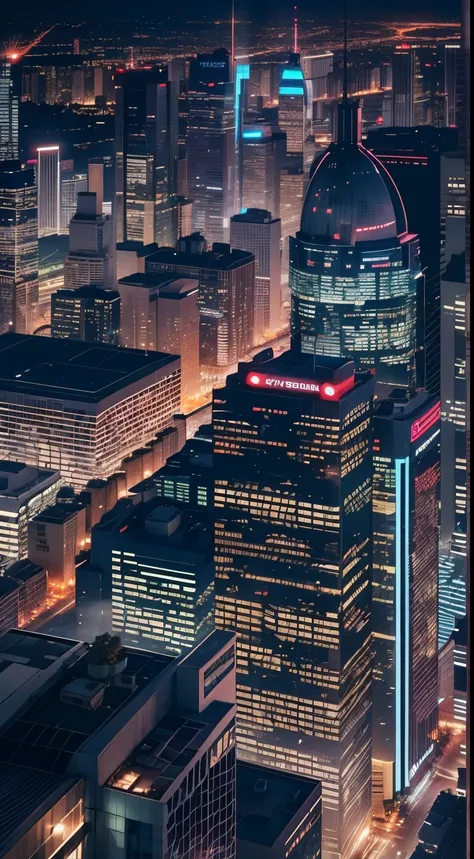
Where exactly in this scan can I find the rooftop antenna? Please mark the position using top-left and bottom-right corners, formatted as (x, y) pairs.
(293, 5), (298, 54)
(343, 0), (348, 101)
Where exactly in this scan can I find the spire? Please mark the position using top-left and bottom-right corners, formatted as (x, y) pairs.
(342, 0), (348, 101)
(293, 5), (298, 54)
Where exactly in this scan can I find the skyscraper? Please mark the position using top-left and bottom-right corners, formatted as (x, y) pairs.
(230, 209), (281, 339)
(0, 58), (19, 160)
(372, 392), (440, 813)
(115, 67), (179, 247)
(391, 46), (421, 127)
(278, 53), (313, 175)
(59, 172), (87, 233)
(64, 191), (115, 290)
(290, 100), (419, 393)
(366, 125), (459, 395)
(214, 351), (373, 859)
(37, 146), (60, 237)
(187, 50), (235, 245)
(240, 122), (280, 218)
(0, 161), (39, 334)
(51, 284), (120, 343)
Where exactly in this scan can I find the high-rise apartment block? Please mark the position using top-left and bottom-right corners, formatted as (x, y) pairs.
(0, 333), (181, 491)
(118, 273), (200, 404)
(187, 50), (235, 245)
(372, 392), (440, 814)
(51, 285), (121, 344)
(0, 460), (61, 562)
(37, 145), (60, 237)
(230, 209), (281, 339)
(214, 350), (374, 859)
(115, 67), (179, 247)
(0, 628), (237, 859)
(0, 160), (39, 334)
(64, 191), (115, 291)
(146, 241), (255, 370)
(0, 59), (19, 160)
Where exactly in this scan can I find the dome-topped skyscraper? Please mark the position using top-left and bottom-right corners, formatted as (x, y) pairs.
(289, 97), (420, 392)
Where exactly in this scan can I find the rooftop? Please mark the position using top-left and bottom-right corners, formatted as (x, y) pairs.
(107, 698), (232, 802)
(146, 243), (254, 272)
(118, 273), (198, 298)
(236, 761), (321, 847)
(0, 642), (173, 775)
(0, 460), (60, 500)
(0, 334), (179, 403)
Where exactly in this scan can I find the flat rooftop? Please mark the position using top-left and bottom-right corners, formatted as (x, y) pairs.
(147, 245), (254, 272)
(236, 761), (320, 847)
(0, 629), (77, 672)
(107, 699), (233, 802)
(0, 460), (59, 499)
(0, 334), (179, 403)
(0, 642), (173, 775)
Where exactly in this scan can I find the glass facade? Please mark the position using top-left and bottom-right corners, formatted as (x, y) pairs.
(213, 354), (373, 859)
(372, 395), (440, 804)
(290, 235), (419, 392)
(278, 58), (313, 174)
(0, 163), (39, 335)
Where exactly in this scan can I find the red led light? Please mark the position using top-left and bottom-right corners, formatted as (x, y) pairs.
(410, 402), (441, 442)
(322, 384), (335, 397)
(248, 374), (261, 385)
(334, 232), (340, 240)
(376, 115), (384, 125)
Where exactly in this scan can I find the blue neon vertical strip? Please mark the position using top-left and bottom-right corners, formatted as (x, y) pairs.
(395, 458), (403, 794)
(404, 456), (410, 789)
(235, 63), (250, 143)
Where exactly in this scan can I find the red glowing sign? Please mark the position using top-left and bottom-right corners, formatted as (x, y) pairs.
(376, 115), (384, 125)
(410, 402), (441, 443)
(245, 372), (354, 400)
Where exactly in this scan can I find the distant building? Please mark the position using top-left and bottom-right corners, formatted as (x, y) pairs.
(0, 558), (47, 628)
(236, 762), (322, 859)
(0, 59), (19, 160)
(0, 628), (237, 859)
(438, 548), (466, 648)
(117, 273), (200, 404)
(28, 501), (87, 588)
(60, 172), (87, 233)
(37, 234), (69, 327)
(0, 160), (39, 334)
(146, 241), (255, 370)
(0, 333), (181, 490)
(64, 192), (115, 291)
(116, 240), (159, 281)
(0, 460), (61, 561)
(187, 50), (235, 245)
(230, 209), (281, 339)
(37, 146), (60, 237)
(240, 122), (280, 218)
(51, 285), (120, 344)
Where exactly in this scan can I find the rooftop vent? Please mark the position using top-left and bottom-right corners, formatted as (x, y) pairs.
(253, 779), (267, 794)
(145, 506), (181, 537)
(60, 678), (105, 709)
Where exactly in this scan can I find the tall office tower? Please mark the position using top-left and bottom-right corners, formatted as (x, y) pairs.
(302, 52), (333, 99)
(118, 273), (200, 405)
(371, 392), (440, 814)
(187, 49), (235, 245)
(0, 59), (19, 160)
(146, 242), (255, 370)
(230, 210), (281, 340)
(278, 53), (313, 175)
(51, 284), (120, 344)
(60, 173), (87, 233)
(445, 44), (461, 128)
(92, 498), (213, 655)
(64, 192), (115, 290)
(280, 155), (303, 287)
(0, 460), (61, 561)
(177, 195), (193, 238)
(290, 100), (419, 393)
(0, 628), (237, 859)
(391, 45), (427, 127)
(0, 161), (39, 335)
(214, 351), (373, 859)
(116, 240), (158, 281)
(240, 123), (280, 218)
(37, 146), (60, 237)
(438, 548), (466, 647)
(88, 158), (104, 213)
(365, 126), (458, 394)
(115, 67), (179, 247)
(0, 333), (181, 491)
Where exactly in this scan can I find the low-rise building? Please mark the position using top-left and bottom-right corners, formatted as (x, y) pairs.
(0, 460), (61, 562)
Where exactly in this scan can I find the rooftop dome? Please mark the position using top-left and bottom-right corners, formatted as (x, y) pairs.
(300, 143), (407, 244)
